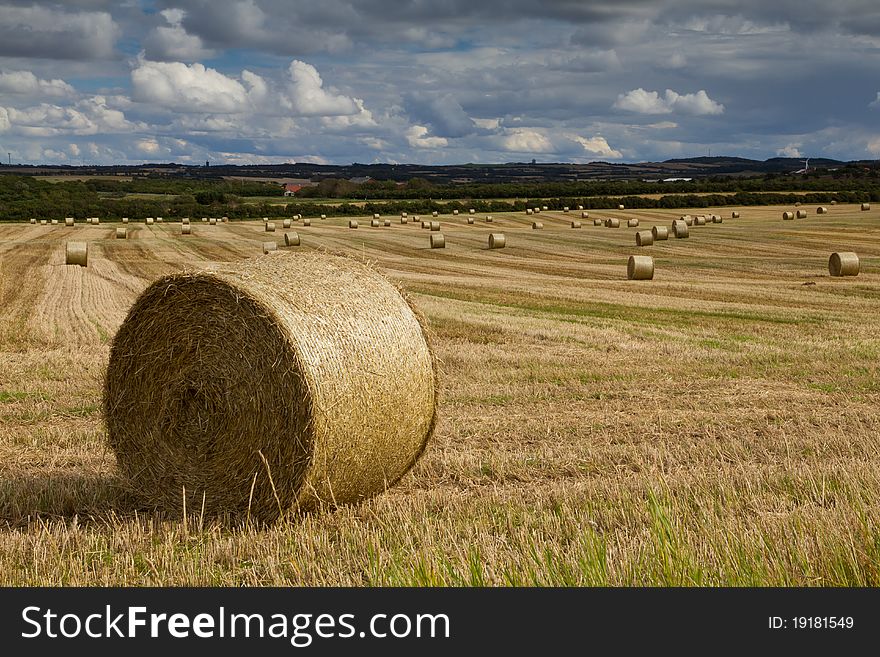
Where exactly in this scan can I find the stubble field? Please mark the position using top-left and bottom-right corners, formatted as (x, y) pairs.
(0, 204), (878, 585)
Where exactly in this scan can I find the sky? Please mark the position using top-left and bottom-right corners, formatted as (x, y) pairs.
(0, 1), (879, 166)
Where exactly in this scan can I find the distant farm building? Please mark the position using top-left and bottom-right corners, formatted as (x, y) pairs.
(283, 183), (306, 196)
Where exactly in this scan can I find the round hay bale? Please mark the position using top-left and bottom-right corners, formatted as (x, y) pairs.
(51, 219), (59, 225)
(532, 222), (543, 229)
(384, 219), (391, 227)
(829, 252), (859, 277)
(222, 217), (229, 223)
(453, 209), (459, 215)
(283, 218), (292, 228)
(401, 217), (409, 224)
(349, 220), (358, 229)
(65, 217), (74, 227)
(795, 202), (801, 207)
(373, 213), (381, 220)
(430, 233), (445, 249)
(577, 205), (584, 210)
(831, 200), (838, 205)
(581, 211), (590, 219)
(485, 216), (493, 222)
(627, 255), (654, 280)
(731, 211), (740, 219)
(156, 217), (163, 223)
(146, 217), (155, 225)
(694, 216), (706, 226)
(570, 221), (581, 228)
(302, 218), (311, 227)
(652, 225), (669, 241)
(115, 227), (127, 240)
(526, 209), (533, 215)
(783, 211), (795, 220)
(563, 207), (569, 212)
(714, 216), (723, 224)
(181, 217), (189, 225)
(371, 219), (380, 227)
(467, 217), (475, 224)
(182, 225), (192, 235)
(618, 204), (625, 211)
(635, 230), (654, 246)
(862, 203), (871, 211)
(209, 217), (217, 225)
(103, 252), (437, 521)
(284, 232), (300, 247)
(469, 209), (475, 214)
(542, 205), (548, 211)
(796, 210), (807, 219)
(401, 212), (408, 218)
(421, 221), (430, 229)
(593, 218), (603, 226)
(412, 216), (419, 223)
(40, 219), (47, 225)
(320, 214), (327, 220)
(265, 222), (276, 232)
(627, 218), (639, 227)
(672, 220), (689, 238)
(262, 242), (277, 254)
(488, 233), (506, 249)
(817, 207), (828, 214)
(432, 211), (438, 217)
(201, 217), (208, 223)
(606, 218), (620, 228)
(430, 221), (440, 231)
(66, 242), (88, 267)
(684, 217), (693, 226)
(30, 218), (37, 224)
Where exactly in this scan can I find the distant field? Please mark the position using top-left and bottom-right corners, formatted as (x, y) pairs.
(43, 175), (134, 183)
(0, 203), (879, 585)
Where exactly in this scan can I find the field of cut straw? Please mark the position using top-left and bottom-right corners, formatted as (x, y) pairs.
(0, 204), (879, 585)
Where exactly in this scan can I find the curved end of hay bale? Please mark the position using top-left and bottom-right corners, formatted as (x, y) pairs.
(115, 227), (127, 239)
(731, 211), (740, 218)
(348, 220), (358, 229)
(430, 221), (440, 231)
(862, 203), (871, 211)
(532, 222), (543, 229)
(570, 221), (581, 228)
(672, 220), (689, 238)
(488, 233), (506, 249)
(265, 222), (276, 232)
(262, 242), (278, 254)
(783, 211), (795, 220)
(829, 252), (859, 277)
(65, 241), (88, 267)
(371, 219), (380, 227)
(627, 255), (654, 280)
(581, 211), (589, 219)
(283, 219), (292, 228)
(181, 225), (192, 235)
(400, 212), (407, 218)
(627, 218), (639, 227)
(817, 207), (828, 214)
(796, 210), (807, 219)
(635, 230), (653, 246)
(467, 217), (475, 224)
(606, 218), (620, 228)
(429, 233), (445, 249)
(103, 252), (437, 521)
(284, 232), (300, 247)
(651, 225), (669, 240)
(593, 218), (603, 226)
(401, 217), (409, 224)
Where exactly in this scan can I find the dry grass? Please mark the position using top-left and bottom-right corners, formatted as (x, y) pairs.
(0, 204), (879, 585)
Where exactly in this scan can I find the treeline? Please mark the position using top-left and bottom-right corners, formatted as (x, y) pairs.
(84, 176), (282, 197)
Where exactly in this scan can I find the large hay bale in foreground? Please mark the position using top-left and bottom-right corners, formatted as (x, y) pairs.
(116, 227), (127, 240)
(829, 252), (859, 277)
(672, 220), (689, 238)
(284, 232), (300, 247)
(652, 226), (669, 241)
(627, 255), (654, 280)
(66, 242), (88, 267)
(104, 252), (437, 521)
(635, 230), (653, 246)
(430, 233), (445, 249)
(488, 233), (506, 249)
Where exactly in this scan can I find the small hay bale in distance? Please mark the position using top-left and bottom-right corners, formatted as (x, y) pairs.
(731, 211), (740, 218)
(606, 218), (620, 228)
(40, 219), (47, 225)
(284, 232), (300, 247)
(563, 206), (569, 212)
(488, 233), (506, 249)
(349, 220), (358, 229)
(694, 216), (707, 226)
(453, 209), (459, 215)
(429, 221), (440, 231)
(627, 218), (639, 227)
(796, 210), (807, 219)
(181, 217), (189, 224)
(581, 211), (590, 219)
(570, 221), (581, 228)
(783, 211), (795, 221)
(421, 221), (430, 229)
(532, 222), (543, 230)
(467, 217), (475, 224)
(400, 216), (409, 224)
(430, 233), (445, 249)
(283, 218), (292, 228)
(593, 218), (603, 226)
(713, 216), (723, 224)
(542, 205), (548, 211)
(115, 227), (127, 239)
(65, 217), (74, 226)
(122, 217), (130, 224)
(652, 225), (669, 241)
(627, 255), (654, 280)
(485, 216), (493, 222)
(401, 212), (408, 218)
(30, 218), (36, 224)
(672, 220), (689, 238)
(103, 252), (437, 522)
(373, 213), (381, 220)
(635, 230), (653, 246)
(51, 219), (59, 225)
(829, 252), (859, 277)
(831, 200), (838, 205)
(795, 202), (801, 207)
(371, 219), (380, 227)
(384, 219), (391, 227)
(146, 217), (155, 225)
(156, 217), (163, 223)
(262, 217), (269, 223)
(93, 217), (100, 225)
(265, 222), (276, 232)
(209, 217), (218, 225)
(817, 207), (828, 214)
(222, 216), (229, 223)
(862, 203), (871, 211)
(65, 241), (88, 267)
(321, 214), (327, 220)
(302, 218), (311, 227)
(578, 205), (584, 210)
(432, 211), (439, 217)
(469, 208), (475, 214)
(526, 209), (533, 215)
(181, 225), (192, 235)
(201, 217), (208, 223)
(262, 242), (277, 254)
(618, 204), (625, 210)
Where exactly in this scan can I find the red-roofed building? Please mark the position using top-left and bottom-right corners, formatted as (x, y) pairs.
(283, 183), (306, 196)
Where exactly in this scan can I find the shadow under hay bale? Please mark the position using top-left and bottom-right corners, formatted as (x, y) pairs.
(103, 253), (438, 522)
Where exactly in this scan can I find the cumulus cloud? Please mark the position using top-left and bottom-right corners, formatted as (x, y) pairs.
(0, 70), (74, 98)
(136, 138), (161, 154)
(569, 134), (623, 158)
(776, 143), (802, 157)
(870, 93), (880, 108)
(404, 93), (477, 138)
(0, 96), (136, 136)
(282, 60), (359, 116)
(614, 88), (724, 115)
(406, 125), (447, 148)
(500, 129), (554, 153)
(0, 5), (119, 59)
(143, 9), (215, 61)
(867, 137), (880, 156)
(131, 60), (252, 113)
(68, 143), (80, 157)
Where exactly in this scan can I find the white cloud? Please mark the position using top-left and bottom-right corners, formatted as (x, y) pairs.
(500, 129), (554, 153)
(776, 143), (802, 157)
(0, 107), (9, 132)
(131, 60), (251, 113)
(0, 6), (119, 60)
(406, 125), (447, 148)
(0, 96), (136, 136)
(870, 93), (880, 109)
(143, 9), (215, 62)
(136, 138), (161, 154)
(0, 70), (74, 97)
(614, 88), (724, 115)
(867, 138), (880, 156)
(570, 134), (622, 159)
(282, 60), (359, 116)
(68, 143), (80, 157)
